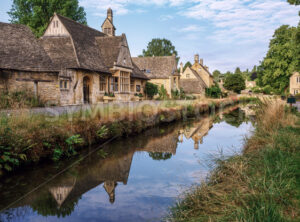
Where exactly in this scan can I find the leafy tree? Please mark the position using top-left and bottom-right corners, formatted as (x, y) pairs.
(224, 73), (246, 94)
(257, 25), (297, 93)
(212, 70), (221, 82)
(145, 82), (158, 99)
(142, 38), (179, 62)
(158, 85), (168, 100)
(234, 67), (242, 75)
(8, 0), (87, 37)
(148, 152), (172, 161)
(183, 61), (192, 72)
(223, 108), (246, 128)
(287, 0), (300, 5)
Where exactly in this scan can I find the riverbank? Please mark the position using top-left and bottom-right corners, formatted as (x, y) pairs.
(168, 100), (300, 221)
(0, 97), (256, 176)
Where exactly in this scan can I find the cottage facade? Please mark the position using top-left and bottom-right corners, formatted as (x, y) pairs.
(180, 55), (214, 96)
(0, 9), (148, 106)
(132, 55), (180, 97)
(290, 72), (300, 95)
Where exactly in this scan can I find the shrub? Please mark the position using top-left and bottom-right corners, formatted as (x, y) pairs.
(158, 85), (168, 100)
(205, 84), (222, 98)
(224, 73), (246, 93)
(145, 82), (158, 99)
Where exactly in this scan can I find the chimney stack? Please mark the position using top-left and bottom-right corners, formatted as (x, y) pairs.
(107, 8), (113, 22)
(200, 58), (203, 65)
(180, 62), (183, 75)
(194, 54), (199, 64)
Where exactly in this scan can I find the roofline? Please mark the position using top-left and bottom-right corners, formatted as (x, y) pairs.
(0, 67), (59, 73)
(101, 18), (116, 30)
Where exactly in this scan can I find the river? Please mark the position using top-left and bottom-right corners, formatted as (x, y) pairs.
(0, 106), (254, 222)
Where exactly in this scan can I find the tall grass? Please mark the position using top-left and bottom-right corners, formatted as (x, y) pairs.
(0, 97), (252, 176)
(167, 100), (300, 222)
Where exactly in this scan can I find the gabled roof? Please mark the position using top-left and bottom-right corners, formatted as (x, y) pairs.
(40, 37), (78, 69)
(188, 66), (208, 88)
(96, 35), (130, 68)
(54, 14), (109, 73)
(132, 55), (178, 79)
(0, 22), (55, 72)
(131, 62), (149, 80)
(180, 79), (206, 94)
(101, 18), (116, 30)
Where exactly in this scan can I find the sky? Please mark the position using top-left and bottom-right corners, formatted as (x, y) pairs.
(0, 0), (299, 73)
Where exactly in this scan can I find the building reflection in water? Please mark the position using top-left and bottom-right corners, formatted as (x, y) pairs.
(0, 106), (250, 219)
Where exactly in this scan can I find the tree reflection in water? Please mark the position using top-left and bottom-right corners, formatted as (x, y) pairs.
(148, 152), (173, 160)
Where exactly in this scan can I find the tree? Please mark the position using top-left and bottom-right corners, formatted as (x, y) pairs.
(257, 25), (297, 93)
(212, 70), (221, 82)
(148, 152), (172, 161)
(234, 67), (242, 75)
(224, 73), (246, 94)
(183, 61), (192, 72)
(8, 0), (87, 37)
(287, 0), (300, 5)
(142, 38), (179, 62)
(145, 82), (158, 99)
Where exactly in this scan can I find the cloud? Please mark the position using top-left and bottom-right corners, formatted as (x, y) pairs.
(159, 15), (174, 21)
(180, 25), (203, 32)
(182, 0), (300, 43)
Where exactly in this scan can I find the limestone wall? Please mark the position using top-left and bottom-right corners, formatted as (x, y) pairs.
(290, 72), (300, 95)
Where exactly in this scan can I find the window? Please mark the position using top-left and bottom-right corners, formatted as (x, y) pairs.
(136, 85), (141, 92)
(56, 21), (59, 27)
(99, 76), (106, 91)
(297, 77), (300, 83)
(186, 74), (190, 78)
(123, 58), (126, 65)
(120, 71), (130, 92)
(110, 77), (118, 92)
(295, 90), (299, 95)
(53, 21), (55, 28)
(60, 80), (68, 90)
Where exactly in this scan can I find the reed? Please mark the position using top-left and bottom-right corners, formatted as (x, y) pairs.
(0, 97), (253, 176)
(167, 101), (300, 221)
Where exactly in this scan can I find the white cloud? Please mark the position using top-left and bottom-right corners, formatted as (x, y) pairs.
(180, 24), (203, 32)
(159, 15), (174, 21)
(182, 0), (300, 43)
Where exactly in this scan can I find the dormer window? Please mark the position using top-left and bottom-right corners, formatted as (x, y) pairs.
(146, 70), (151, 73)
(123, 58), (126, 65)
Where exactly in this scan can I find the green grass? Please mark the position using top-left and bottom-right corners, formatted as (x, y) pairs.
(168, 104), (300, 222)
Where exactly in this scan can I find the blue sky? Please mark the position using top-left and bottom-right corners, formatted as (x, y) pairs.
(0, 0), (299, 72)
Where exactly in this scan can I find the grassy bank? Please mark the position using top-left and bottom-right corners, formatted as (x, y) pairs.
(168, 101), (300, 221)
(0, 97), (255, 176)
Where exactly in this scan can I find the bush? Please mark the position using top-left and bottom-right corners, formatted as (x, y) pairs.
(205, 84), (222, 98)
(252, 86), (262, 94)
(0, 90), (45, 109)
(158, 85), (168, 100)
(262, 85), (273, 95)
(145, 82), (158, 99)
(224, 73), (246, 94)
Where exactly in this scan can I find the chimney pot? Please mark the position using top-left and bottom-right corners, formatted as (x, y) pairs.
(200, 59), (203, 65)
(194, 54), (199, 64)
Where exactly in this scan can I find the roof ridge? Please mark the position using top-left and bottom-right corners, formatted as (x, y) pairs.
(190, 67), (208, 88)
(56, 14), (106, 36)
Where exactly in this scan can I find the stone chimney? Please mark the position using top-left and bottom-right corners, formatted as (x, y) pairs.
(180, 62), (183, 75)
(194, 54), (199, 64)
(107, 8), (113, 22)
(200, 58), (203, 65)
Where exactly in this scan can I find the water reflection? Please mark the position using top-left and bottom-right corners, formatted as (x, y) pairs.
(0, 106), (254, 222)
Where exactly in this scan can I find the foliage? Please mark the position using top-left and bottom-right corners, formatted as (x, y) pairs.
(158, 85), (168, 100)
(0, 90), (45, 109)
(252, 86), (262, 94)
(104, 92), (115, 97)
(234, 67), (242, 75)
(53, 135), (84, 161)
(141, 38), (179, 62)
(168, 102), (300, 222)
(224, 73), (246, 94)
(8, 0), (87, 37)
(148, 152), (172, 161)
(97, 125), (109, 139)
(145, 82), (158, 99)
(212, 70), (221, 82)
(287, 0), (300, 5)
(257, 25), (298, 93)
(171, 89), (180, 100)
(223, 108), (246, 128)
(205, 84), (222, 98)
(183, 61), (192, 72)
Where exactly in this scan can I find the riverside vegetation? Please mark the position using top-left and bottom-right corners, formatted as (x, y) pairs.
(168, 100), (300, 221)
(0, 97), (256, 176)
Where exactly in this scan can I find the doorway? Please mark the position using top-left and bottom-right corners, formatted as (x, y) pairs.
(83, 76), (90, 104)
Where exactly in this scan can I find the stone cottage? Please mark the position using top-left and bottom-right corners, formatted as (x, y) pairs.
(132, 55), (180, 97)
(180, 55), (214, 96)
(0, 9), (148, 106)
(290, 72), (300, 95)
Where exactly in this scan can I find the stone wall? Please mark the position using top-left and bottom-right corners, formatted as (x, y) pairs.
(149, 78), (172, 97)
(0, 69), (60, 105)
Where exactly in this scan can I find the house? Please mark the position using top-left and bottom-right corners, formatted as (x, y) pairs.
(246, 80), (256, 89)
(290, 72), (300, 95)
(132, 55), (180, 97)
(0, 8), (148, 106)
(180, 55), (214, 96)
(0, 23), (60, 105)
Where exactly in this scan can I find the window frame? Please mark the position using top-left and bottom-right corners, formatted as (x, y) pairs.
(99, 76), (106, 92)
